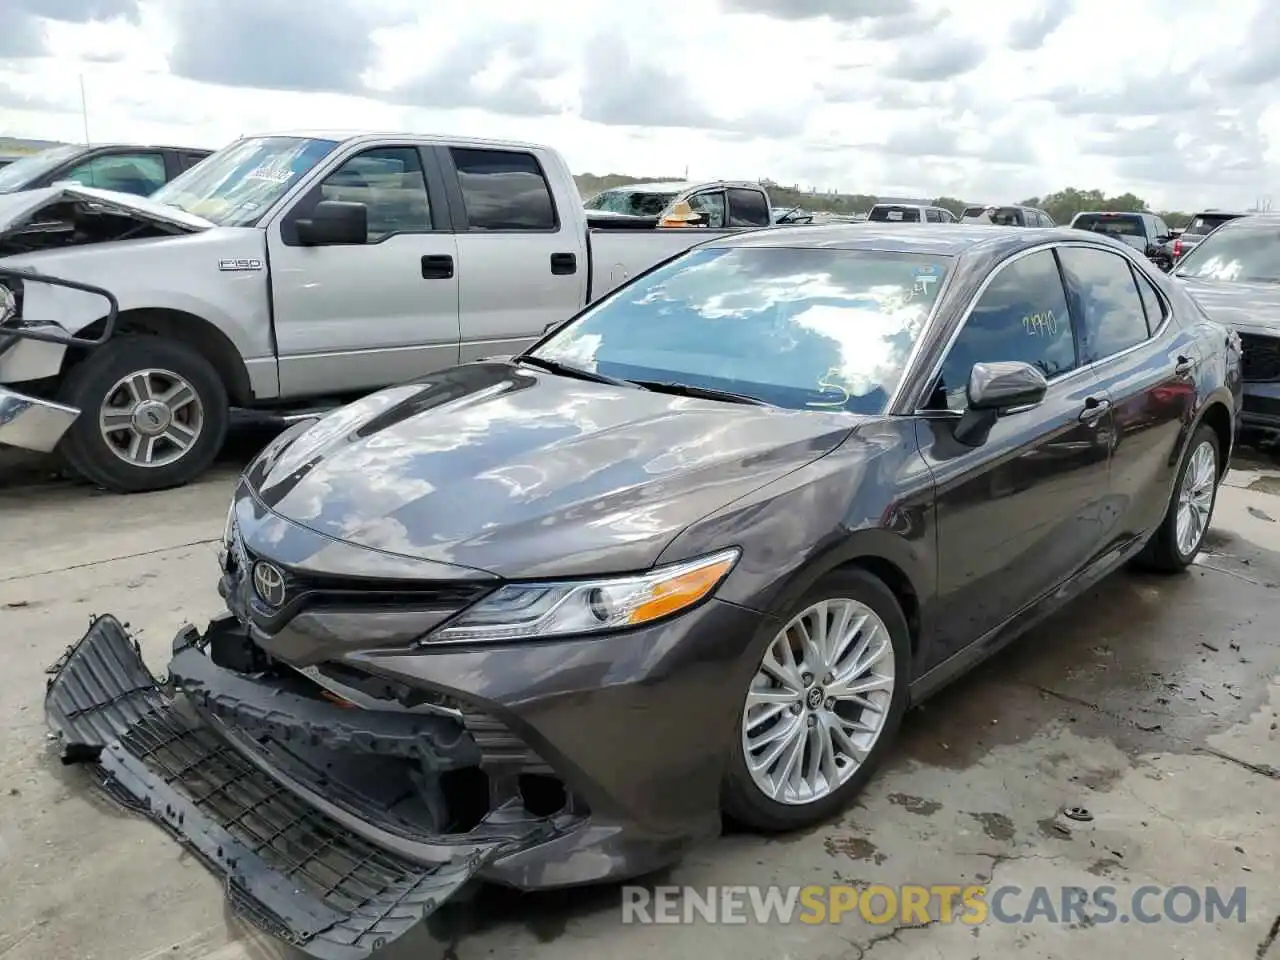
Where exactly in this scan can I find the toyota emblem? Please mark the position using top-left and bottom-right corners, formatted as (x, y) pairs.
(252, 561), (287, 608)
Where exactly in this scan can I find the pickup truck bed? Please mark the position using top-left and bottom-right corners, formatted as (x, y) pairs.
(0, 132), (775, 492)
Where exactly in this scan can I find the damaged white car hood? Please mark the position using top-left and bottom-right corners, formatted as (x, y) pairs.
(0, 183), (213, 239)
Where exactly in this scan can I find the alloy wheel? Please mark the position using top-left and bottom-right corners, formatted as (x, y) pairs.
(741, 597), (896, 806)
(97, 367), (205, 469)
(1175, 439), (1216, 557)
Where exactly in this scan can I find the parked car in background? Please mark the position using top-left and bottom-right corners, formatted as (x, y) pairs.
(1070, 210), (1177, 271)
(584, 179), (773, 229)
(961, 204), (1055, 226)
(1173, 210), (1251, 261)
(0, 143), (211, 196)
(0, 133), (776, 493)
(1173, 213), (1280, 444)
(867, 202), (956, 223)
(46, 222), (1238, 960)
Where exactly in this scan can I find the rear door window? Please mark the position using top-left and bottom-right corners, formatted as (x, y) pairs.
(726, 188), (771, 227)
(1185, 214), (1241, 236)
(1058, 246), (1151, 361)
(450, 148), (557, 231)
(869, 205), (921, 222)
(1072, 213), (1145, 238)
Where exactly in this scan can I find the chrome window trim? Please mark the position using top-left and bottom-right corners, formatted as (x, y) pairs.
(907, 239), (1174, 414)
(883, 253), (963, 411)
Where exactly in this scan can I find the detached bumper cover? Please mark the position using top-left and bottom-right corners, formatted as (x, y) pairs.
(0, 385), (78, 453)
(43, 615), (511, 960)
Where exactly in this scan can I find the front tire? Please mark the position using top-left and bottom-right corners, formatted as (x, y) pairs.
(56, 335), (229, 493)
(1135, 423), (1220, 573)
(723, 568), (911, 832)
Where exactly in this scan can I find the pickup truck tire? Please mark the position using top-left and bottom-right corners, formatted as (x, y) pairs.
(56, 335), (229, 493)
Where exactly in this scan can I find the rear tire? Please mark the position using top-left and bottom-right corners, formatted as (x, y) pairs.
(56, 335), (229, 493)
(1134, 423), (1220, 573)
(722, 568), (911, 832)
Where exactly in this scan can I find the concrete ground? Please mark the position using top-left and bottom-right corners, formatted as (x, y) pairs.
(0, 434), (1277, 960)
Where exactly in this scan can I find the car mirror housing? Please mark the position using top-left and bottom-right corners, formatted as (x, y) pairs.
(954, 361), (1049, 446)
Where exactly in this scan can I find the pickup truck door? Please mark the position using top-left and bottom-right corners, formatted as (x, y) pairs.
(267, 143), (461, 398)
(437, 146), (590, 362)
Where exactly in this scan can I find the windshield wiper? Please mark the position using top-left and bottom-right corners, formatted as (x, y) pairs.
(628, 380), (772, 406)
(514, 354), (634, 387)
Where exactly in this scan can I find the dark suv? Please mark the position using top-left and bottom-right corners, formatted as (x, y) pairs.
(1173, 210), (1251, 261)
(1070, 210), (1177, 271)
(0, 143), (211, 196)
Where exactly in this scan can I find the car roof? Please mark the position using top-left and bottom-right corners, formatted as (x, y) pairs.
(705, 223), (1090, 257)
(1204, 213), (1280, 229)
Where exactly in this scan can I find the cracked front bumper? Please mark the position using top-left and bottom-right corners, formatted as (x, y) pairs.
(42, 615), (541, 960)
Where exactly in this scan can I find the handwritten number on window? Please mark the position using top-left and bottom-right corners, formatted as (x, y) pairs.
(1022, 310), (1058, 337)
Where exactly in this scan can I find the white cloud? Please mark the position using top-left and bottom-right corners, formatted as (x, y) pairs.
(0, 0), (1278, 210)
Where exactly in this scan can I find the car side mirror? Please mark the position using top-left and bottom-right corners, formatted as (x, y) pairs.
(295, 200), (368, 246)
(954, 361), (1048, 446)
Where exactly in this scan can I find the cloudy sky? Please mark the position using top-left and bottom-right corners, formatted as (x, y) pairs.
(1, 0), (1277, 211)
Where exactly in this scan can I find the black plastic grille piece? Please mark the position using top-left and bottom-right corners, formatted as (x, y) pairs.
(45, 615), (495, 960)
(1241, 333), (1280, 383)
(104, 705), (489, 957)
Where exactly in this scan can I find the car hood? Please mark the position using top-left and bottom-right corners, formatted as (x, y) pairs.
(0, 184), (211, 240)
(1175, 276), (1280, 336)
(245, 361), (859, 578)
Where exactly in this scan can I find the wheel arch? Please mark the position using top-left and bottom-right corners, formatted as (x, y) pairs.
(66, 308), (253, 407)
(1195, 397), (1233, 479)
(752, 529), (929, 666)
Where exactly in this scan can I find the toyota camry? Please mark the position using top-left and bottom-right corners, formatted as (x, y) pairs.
(46, 223), (1241, 959)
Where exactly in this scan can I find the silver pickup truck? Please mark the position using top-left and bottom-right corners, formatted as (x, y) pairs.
(0, 131), (756, 492)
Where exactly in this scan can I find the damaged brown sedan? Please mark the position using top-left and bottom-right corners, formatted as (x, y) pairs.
(45, 223), (1240, 959)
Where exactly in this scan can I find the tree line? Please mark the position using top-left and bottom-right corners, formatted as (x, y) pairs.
(575, 174), (1202, 229)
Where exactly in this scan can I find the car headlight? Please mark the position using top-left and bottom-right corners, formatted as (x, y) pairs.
(427, 547), (741, 643)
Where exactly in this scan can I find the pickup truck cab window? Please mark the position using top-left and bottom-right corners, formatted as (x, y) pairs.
(61, 152), (167, 195)
(926, 208), (942, 223)
(152, 136), (340, 226)
(305, 147), (433, 242)
(688, 190), (727, 227)
(449, 148), (557, 231)
(726, 188), (771, 227)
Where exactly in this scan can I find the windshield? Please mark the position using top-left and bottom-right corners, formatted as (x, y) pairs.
(1175, 223), (1280, 283)
(584, 189), (679, 217)
(1072, 213), (1144, 237)
(1184, 213), (1243, 237)
(150, 136), (339, 226)
(868, 205), (921, 222)
(530, 245), (951, 414)
(0, 145), (85, 193)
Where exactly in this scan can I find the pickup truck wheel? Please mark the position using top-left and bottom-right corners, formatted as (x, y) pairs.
(57, 336), (229, 493)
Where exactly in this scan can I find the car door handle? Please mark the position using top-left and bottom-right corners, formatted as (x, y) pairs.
(1079, 396), (1111, 423)
(550, 252), (577, 275)
(1174, 355), (1197, 376)
(421, 254), (454, 279)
